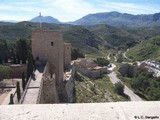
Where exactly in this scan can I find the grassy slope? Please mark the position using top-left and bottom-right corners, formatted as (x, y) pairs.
(75, 72), (129, 103)
(63, 26), (105, 58)
(127, 36), (160, 61)
(88, 25), (160, 50)
(1, 22), (160, 59)
(0, 22), (105, 58)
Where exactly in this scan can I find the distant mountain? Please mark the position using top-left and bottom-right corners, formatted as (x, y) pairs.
(30, 16), (60, 24)
(71, 11), (160, 27)
(0, 20), (18, 23)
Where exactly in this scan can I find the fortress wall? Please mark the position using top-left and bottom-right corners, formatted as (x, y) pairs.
(31, 28), (73, 104)
(32, 28), (64, 84)
(56, 33), (64, 84)
(76, 65), (103, 79)
(1, 102), (160, 120)
(65, 62), (76, 102)
(36, 62), (49, 104)
(64, 43), (71, 69)
(37, 62), (59, 104)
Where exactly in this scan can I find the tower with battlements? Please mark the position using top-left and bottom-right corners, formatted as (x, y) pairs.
(32, 28), (71, 103)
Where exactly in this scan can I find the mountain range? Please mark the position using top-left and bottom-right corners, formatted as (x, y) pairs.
(71, 11), (160, 27)
(30, 11), (160, 27)
(1, 11), (160, 27)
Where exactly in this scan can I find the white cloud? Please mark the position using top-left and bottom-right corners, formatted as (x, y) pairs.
(0, 4), (13, 11)
(40, 0), (100, 22)
(40, 0), (160, 22)
(13, 1), (37, 6)
(0, 13), (31, 21)
(97, 1), (160, 15)
(0, 0), (160, 22)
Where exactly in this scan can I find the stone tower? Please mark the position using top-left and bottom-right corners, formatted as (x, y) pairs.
(32, 28), (71, 103)
(32, 28), (64, 83)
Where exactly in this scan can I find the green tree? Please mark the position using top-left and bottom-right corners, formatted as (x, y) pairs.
(119, 64), (137, 78)
(22, 72), (26, 91)
(0, 65), (11, 81)
(117, 54), (123, 63)
(94, 58), (110, 66)
(26, 51), (34, 82)
(115, 82), (124, 95)
(0, 39), (10, 63)
(16, 81), (21, 102)
(8, 42), (17, 64)
(71, 49), (85, 60)
(16, 39), (28, 64)
(9, 93), (14, 105)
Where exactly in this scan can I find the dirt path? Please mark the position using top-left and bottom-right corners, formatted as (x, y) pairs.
(123, 49), (132, 61)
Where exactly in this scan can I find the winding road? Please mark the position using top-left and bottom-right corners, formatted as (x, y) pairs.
(108, 64), (142, 101)
(123, 49), (132, 61)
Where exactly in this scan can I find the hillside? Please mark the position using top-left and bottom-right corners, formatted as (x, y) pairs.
(63, 26), (106, 57)
(0, 21), (160, 59)
(0, 22), (105, 58)
(75, 72), (129, 102)
(87, 25), (160, 50)
(72, 11), (160, 27)
(126, 36), (160, 61)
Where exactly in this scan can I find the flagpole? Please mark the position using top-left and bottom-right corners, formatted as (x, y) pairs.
(39, 12), (42, 28)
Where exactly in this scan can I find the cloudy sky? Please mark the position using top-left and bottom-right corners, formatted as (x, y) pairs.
(0, 0), (160, 22)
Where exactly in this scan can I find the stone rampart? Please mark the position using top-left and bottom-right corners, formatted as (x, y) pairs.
(1, 102), (160, 120)
(64, 62), (76, 102)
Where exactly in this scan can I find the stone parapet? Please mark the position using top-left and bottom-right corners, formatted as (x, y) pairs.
(1, 102), (160, 120)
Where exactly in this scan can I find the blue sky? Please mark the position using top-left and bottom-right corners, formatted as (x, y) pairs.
(0, 0), (160, 22)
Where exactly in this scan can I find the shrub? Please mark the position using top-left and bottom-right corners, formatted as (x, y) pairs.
(94, 58), (110, 67)
(115, 82), (124, 95)
(71, 49), (85, 60)
(0, 65), (11, 81)
(16, 81), (21, 102)
(9, 94), (14, 105)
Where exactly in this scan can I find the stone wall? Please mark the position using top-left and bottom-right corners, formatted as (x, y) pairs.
(32, 28), (64, 84)
(37, 62), (59, 104)
(9, 64), (27, 78)
(76, 65), (105, 79)
(64, 62), (76, 102)
(1, 102), (160, 120)
(64, 43), (71, 69)
(31, 28), (73, 104)
(37, 62), (76, 104)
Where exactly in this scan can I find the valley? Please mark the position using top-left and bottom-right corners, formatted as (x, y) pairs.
(0, 0), (160, 119)
(0, 17), (160, 103)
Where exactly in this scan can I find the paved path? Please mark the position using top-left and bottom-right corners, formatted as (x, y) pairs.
(1, 88), (16, 105)
(108, 64), (142, 101)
